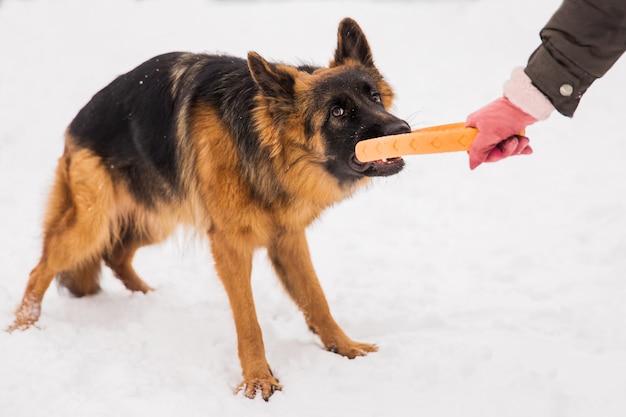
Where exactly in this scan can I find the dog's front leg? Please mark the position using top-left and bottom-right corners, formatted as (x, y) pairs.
(209, 232), (281, 401)
(268, 229), (377, 359)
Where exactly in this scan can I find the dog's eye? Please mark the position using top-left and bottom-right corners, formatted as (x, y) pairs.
(331, 106), (345, 118)
(372, 93), (382, 104)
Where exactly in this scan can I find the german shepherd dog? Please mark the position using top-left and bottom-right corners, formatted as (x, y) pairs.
(10, 18), (409, 400)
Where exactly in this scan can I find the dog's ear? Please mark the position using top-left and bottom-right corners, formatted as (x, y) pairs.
(248, 51), (295, 105)
(332, 18), (374, 68)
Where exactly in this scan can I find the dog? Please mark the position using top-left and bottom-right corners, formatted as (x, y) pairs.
(10, 17), (409, 400)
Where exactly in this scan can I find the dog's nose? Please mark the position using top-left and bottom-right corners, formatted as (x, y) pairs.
(382, 120), (411, 136)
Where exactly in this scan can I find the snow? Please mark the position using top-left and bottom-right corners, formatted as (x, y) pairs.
(1, 0), (625, 415)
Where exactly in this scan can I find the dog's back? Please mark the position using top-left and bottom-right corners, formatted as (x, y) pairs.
(68, 52), (261, 206)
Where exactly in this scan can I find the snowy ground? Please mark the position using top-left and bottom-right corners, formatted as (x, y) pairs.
(1, 0), (626, 416)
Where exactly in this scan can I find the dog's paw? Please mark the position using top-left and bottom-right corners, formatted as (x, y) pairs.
(327, 340), (378, 359)
(8, 297), (42, 333)
(7, 315), (40, 333)
(236, 376), (282, 401)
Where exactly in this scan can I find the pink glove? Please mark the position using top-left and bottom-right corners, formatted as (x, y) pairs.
(466, 97), (536, 170)
(467, 68), (555, 170)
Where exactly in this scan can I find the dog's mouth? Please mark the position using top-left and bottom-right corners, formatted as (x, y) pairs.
(349, 153), (405, 177)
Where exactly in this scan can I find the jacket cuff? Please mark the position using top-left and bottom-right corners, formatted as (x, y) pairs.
(503, 67), (554, 121)
(524, 44), (595, 117)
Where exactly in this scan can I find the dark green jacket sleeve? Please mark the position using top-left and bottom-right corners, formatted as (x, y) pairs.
(524, 0), (626, 116)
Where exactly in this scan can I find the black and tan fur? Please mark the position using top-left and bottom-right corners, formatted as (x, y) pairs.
(10, 18), (409, 400)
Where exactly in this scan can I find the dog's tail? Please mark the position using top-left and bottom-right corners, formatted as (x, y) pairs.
(44, 136), (115, 297)
(56, 258), (102, 297)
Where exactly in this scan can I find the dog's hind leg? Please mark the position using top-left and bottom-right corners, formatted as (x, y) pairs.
(9, 147), (115, 331)
(268, 229), (378, 359)
(104, 231), (154, 294)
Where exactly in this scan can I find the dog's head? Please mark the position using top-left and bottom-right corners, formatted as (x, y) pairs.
(248, 18), (409, 187)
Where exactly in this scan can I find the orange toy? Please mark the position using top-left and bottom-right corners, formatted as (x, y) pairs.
(355, 122), (480, 162)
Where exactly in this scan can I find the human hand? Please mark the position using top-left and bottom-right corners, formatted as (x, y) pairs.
(466, 96), (537, 170)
